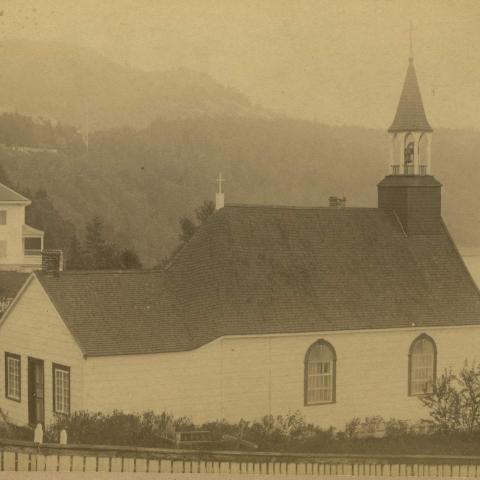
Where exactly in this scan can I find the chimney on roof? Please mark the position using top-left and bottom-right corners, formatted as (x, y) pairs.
(329, 196), (346, 208)
(41, 250), (64, 274)
(215, 172), (225, 210)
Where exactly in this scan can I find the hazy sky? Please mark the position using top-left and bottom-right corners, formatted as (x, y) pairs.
(1, 0), (480, 129)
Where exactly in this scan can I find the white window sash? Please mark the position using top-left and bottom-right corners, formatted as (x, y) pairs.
(7, 356), (20, 400)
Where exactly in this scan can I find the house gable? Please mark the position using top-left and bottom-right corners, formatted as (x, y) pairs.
(0, 275), (84, 425)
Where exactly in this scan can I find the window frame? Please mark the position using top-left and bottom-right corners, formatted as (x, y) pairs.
(408, 333), (437, 397)
(0, 210), (6, 225)
(304, 339), (337, 406)
(23, 236), (43, 256)
(52, 363), (71, 415)
(5, 352), (21, 402)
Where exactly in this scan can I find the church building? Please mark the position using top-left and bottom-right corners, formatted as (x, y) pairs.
(1, 56), (480, 430)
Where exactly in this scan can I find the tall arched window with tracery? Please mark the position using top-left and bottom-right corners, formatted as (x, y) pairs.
(409, 334), (437, 396)
(304, 340), (336, 405)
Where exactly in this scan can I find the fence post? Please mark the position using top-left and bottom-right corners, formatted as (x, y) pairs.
(34, 423), (43, 444)
(60, 429), (68, 445)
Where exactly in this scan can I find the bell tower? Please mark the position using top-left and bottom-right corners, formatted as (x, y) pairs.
(378, 51), (442, 235)
(387, 55), (433, 176)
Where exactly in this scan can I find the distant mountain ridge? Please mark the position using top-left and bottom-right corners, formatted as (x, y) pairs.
(0, 39), (269, 129)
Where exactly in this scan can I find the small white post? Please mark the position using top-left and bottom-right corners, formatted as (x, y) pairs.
(34, 423), (43, 444)
(60, 429), (68, 445)
(215, 173), (225, 210)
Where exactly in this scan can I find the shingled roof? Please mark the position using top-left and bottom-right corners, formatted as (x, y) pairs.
(388, 58), (433, 133)
(34, 205), (480, 357)
(0, 271), (29, 299)
(0, 182), (30, 203)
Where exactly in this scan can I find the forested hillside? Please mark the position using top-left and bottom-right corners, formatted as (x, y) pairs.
(1, 116), (479, 267)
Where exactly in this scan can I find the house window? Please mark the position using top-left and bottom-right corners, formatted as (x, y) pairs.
(53, 364), (70, 414)
(24, 237), (42, 255)
(305, 340), (336, 405)
(0, 240), (6, 258)
(409, 334), (436, 396)
(0, 211), (6, 225)
(5, 353), (21, 401)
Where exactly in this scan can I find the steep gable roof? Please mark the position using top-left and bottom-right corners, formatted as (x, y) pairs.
(36, 270), (187, 356)
(0, 182), (30, 204)
(34, 205), (480, 356)
(0, 271), (29, 299)
(388, 59), (433, 133)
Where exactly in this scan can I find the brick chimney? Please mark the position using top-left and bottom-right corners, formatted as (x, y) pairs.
(41, 250), (64, 274)
(329, 196), (346, 208)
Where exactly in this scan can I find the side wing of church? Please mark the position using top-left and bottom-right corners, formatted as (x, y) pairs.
(1, 56), (480, 430)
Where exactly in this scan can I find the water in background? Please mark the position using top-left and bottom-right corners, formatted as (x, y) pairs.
(461, 248), (480, 288)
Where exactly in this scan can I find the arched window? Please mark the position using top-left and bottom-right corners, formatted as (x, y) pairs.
(409, 334), (437, 396)
(304, 340), (336, 405)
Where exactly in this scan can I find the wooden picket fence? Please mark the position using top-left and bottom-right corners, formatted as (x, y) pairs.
(2, 437), (480, 475)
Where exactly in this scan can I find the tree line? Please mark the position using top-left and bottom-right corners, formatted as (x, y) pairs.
(0, 112), (85, 154)
(0, 164), (142, 271)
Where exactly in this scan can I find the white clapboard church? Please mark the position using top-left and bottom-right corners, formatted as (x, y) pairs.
(2, 55), (480, 430)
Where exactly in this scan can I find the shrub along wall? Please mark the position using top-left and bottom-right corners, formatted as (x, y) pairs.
(0, 410), (470, 455)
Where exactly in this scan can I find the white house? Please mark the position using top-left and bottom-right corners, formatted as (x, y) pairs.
(2, 56), (480, 430)
(0, 185), (43, 316)
(0, 183), (44, 272)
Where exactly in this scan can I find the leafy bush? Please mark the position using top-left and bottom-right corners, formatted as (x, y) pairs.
(421, 363), (480, 433)
(44, 410), (193, 447)
(0, 409), (34, 441)
(5, 405), (480, 455)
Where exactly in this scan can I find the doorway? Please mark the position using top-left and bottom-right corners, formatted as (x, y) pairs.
(28, 357), (45, 426)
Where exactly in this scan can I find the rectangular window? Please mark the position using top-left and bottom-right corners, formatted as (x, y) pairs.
(53, 364), (70, 414)
(307, 361), (333, 403)
(5, 353), (21, 401)
(411, 351), (434, 394)
(0, 240), (7, 258)
(0, 211), (6, 225)
(24, 237), (42, 255)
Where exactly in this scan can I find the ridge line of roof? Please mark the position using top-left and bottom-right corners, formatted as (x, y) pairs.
(224, 203), (378, 210)
(37, 269), (164, 276)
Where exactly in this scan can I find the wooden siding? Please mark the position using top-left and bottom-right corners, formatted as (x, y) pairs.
(84, 325), (480, 428)
(84, 342), (223, 421)
(0, 277), (84, 425)
(0, 205), (25, 266)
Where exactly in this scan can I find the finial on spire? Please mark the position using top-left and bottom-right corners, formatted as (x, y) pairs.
(215, 173), (225, 210)
(409, 20), (414, 62)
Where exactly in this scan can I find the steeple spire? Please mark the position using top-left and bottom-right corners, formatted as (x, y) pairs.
(409, 20), (414, 61)
(388, 59), (432, 133)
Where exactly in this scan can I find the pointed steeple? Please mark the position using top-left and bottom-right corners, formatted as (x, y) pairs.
(388, 58), (432, 133)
